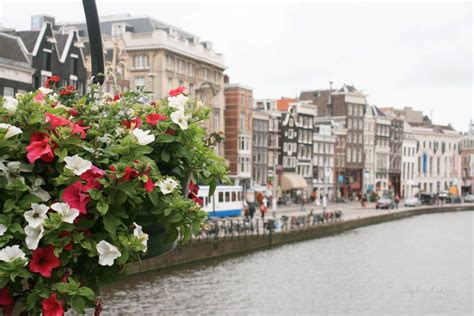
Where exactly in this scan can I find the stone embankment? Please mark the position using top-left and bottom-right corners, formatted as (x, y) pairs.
(128, 204), (473, 274)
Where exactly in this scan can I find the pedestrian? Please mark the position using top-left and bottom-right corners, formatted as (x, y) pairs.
(249, 202), (255, 219)
(260, 203), (267, 220)
(300, 195), (306, 212)
(243, 199), (249, 220)
(394, 194), (400, 209)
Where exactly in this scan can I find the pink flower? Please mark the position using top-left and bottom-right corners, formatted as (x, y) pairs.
(81, 166), (105, 191)
(169, 86), (186, 97)
(62, 181), (90, 214)
(71, 123), (89, 139)
(34, 92), (45, 103)
(25, 132), (56, 164)
(45, 113), (73, 129)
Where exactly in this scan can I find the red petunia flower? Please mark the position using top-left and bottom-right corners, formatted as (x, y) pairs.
(42, 293), (64, 316)
(122, 166), (139, 181)
(146, 113), (168, 126)
(144, 176), (154, 192)
(192, 196), (204, 206)
(81, 165), (105, 191)
(71, 123), (90, 139)
(59, 86), (75, 96)
(62, 181), (90, 214)
(169, 86), (186, 97)
(188, 180), (200, 195)
(121, 117), (142, 129)
(45, 113), (73, 129)
(0, 287), (13, 306)
(25, 132), (55, 164)
(44, 76), (60, 89)
(113, 94), (121, 101)
(165, 128), (176, 135)
(69, 108), (79, 117)
(29, 246), (61, 278)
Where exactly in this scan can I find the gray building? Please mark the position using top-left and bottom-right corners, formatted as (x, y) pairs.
(252, 111), (269, 187)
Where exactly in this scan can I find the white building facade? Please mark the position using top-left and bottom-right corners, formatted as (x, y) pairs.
(412, 124), (462, 194)
(400, 121), (418, 198)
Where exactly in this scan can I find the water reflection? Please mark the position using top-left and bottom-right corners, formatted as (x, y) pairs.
(101, 212), (473, 315)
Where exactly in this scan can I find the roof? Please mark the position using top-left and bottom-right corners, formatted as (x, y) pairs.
(335, 84), (358, 93)
(15, 30), (40, 52)
(55, 33), (69, 57)
(59, 14), (204, 46)
(0, 32), (30, 64)
(299, 90), (329, 101)
(277, 98), (297, 111)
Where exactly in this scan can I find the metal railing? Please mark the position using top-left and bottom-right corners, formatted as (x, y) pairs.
(191, 211), (344, 241)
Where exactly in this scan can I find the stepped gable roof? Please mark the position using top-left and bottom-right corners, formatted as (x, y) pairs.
(55, 32), (69, 57)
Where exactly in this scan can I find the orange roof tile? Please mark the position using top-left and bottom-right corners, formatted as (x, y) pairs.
(276, 98), (297, 111)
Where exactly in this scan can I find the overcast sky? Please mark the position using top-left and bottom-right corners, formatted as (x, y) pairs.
(0, 1), (472, 131)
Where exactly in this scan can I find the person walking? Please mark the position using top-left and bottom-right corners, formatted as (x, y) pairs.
(394, 194), (400, 209)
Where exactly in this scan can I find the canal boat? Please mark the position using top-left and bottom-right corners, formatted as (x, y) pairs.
(198, 185), (244, 218)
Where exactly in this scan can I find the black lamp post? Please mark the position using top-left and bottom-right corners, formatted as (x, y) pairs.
(82, 0), (104, 85)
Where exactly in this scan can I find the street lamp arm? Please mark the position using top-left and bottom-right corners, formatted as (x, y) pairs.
(82, 0), (105, 85)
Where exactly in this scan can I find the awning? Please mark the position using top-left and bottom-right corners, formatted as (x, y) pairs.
(280, 173), (308, 191)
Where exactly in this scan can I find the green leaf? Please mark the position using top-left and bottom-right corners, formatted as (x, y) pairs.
(3, 199), (15, 212)
(54, 147), (68, 161)
(156, 133), (175, 143)
(103, 213), (121, 237)
(54, 282), (71, 294)
(77, 287), (96, 301)
(96, 199), (109, 216)
(167, 212), (183, 223)
(117, 181), (136, 197)
(71, 296), (86, 314)
(161, 150), (170, 162)
(147, 191), (159, 207)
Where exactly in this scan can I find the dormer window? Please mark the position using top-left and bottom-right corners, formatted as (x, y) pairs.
(112, 23), (125, 38)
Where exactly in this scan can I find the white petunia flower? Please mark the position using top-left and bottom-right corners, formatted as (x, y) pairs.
(156, 178), (178, 195)
(133, 223), (149, 252)
(0, 123), (22, 140)
(132, 128), (155, 146)
(51, 202), (79, 224)
(170, 110), (190, 130)
(0, 224), (7, 236)
(96, 240), (121, 266)
(25, 224), (44, 250)
(0, 245), (27, 263)
(64, 155), (92, 176)
(2, 97), (18, 115)
(167, 94), (188, 110)
(24, 203), (49, 228)
(38, 87), (53, 95)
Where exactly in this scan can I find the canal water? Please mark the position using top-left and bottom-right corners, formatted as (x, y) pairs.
(101, 211), (473, 315)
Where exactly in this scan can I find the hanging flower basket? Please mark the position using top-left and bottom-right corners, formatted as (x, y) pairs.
(0, 81), (228, 315)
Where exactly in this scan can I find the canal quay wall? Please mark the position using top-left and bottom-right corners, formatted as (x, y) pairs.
(128, 204), (472, 274)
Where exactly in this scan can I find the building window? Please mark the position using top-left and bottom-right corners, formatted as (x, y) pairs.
(43, 50), (52, 71)
(188, 63), (195, 77)
(134, 77), (145, 88)
(167, 78), (173, 91)
(2, 87), (14, 97)
(166, 55), (175, 71)
(133, 55), (149, 69)
(70, 56), (79, 75)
